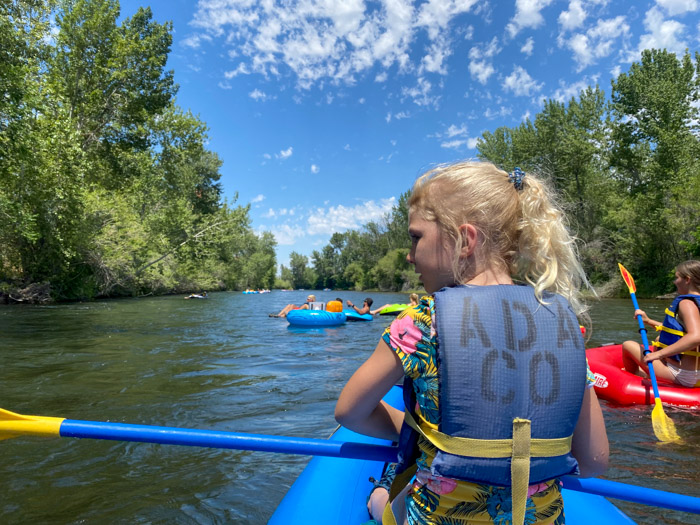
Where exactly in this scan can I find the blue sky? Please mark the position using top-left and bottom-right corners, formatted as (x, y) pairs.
(118, 0), (700, 268)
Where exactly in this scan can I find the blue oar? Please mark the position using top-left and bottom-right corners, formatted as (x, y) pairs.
(1, 407), (699, 514)
(618, 263), (681, 442)
(0, 408), (395, 461)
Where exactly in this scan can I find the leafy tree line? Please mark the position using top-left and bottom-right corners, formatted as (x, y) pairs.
(276, 191), (421, 292)
(283, 49), (700, 297)
(0, 0), (276, 302)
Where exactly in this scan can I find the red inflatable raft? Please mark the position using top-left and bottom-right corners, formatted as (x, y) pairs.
(586, 344), (700, 407)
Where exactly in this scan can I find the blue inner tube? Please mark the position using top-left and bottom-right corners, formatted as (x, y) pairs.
(344, 310), (373, 322)
(286, 310), (346, 327)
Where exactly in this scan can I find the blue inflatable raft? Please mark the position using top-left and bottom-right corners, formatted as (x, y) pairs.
(269, 386), (635, 525)
(286, 310), (346, 327)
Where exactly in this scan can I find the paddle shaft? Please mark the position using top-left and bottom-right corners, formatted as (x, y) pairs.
(59, 419), (396, 462)
(628, 290), (663, 399)
(4, 416), (699, 514)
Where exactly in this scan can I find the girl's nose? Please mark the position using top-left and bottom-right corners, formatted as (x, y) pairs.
(406, 251), (414, 264)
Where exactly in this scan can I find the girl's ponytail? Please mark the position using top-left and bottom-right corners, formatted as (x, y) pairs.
(516, 173), (590, 318)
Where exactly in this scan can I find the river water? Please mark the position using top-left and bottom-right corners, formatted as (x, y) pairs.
(1, 292), (698, 524)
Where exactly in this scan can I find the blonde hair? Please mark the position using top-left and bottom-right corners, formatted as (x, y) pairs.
(676, 260), (700, 289)
(409, 293), (419, 304)
(408, 161), (589, 317)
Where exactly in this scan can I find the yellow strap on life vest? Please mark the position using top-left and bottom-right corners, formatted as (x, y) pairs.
(402, 411), (571, 525)
(656, 324), (685, 337)
(665, 308), (676, 318)
(403, 410), (572, 458)
(511, 418), (531, 525)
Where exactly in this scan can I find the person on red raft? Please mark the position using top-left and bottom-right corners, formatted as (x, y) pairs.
(622, 260), (700, 388)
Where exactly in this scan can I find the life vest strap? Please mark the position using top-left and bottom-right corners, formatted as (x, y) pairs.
(656, 324), (685, 337)
(404, 410), (572, 458)
(512, 418), (531, 525)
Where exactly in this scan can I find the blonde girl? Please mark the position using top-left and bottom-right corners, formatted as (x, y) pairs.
(622, 260), (700, 387)
(336, 161), (608, 525)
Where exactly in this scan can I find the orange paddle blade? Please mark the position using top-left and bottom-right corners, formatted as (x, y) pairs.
(618, 263), (636, 294)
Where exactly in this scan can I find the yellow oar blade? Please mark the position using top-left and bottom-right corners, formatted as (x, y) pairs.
(0, 408), (64, 441)
(651, 399), (681, 443)
(618, 263), (636, 294)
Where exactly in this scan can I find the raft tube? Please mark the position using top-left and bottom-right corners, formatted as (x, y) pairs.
(286, 310), (346, 327)
(586, 344), (700, 407)
(269, 385), (633, 524)
(378, 303), (408, 315)
(344, 310), (373, 322)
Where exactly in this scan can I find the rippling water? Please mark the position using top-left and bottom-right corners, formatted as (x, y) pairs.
(1, 292), (698, 524)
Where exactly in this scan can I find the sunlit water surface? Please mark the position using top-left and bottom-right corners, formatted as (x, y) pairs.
(1, 292), (698, 524)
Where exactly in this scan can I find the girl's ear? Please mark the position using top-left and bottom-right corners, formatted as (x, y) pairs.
(458, 224), (478, 258)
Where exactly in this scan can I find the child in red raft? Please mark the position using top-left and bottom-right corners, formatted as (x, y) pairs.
(335, 162), (608, 525)
(622, 260), (700, 388)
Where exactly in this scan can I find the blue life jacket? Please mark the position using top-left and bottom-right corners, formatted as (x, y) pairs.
(393, 284), (586, 493)
(652, 294), (700, 362)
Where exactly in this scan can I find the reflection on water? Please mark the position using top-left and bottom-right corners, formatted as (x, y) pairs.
(0, 293), (698, 524)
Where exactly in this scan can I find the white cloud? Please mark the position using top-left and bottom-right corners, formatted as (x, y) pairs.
(182, 33), (212, 49)
(441, 139), (468, 149)
(277, 147), (293, 159)
(550, 77), (593, 102)
(420, 36), (452, 74)
(306, 198), (396, 235)
(249, 88), (268, 101)
(558, 0), (587, 32)
(251, 194), (265, 203)
(401, 77), (440, 107)
(263, 208), (276, 218)
(656, 0), (698, 16)
(564, 16), (630, 70)
(467, 137), (480, 149)
(506, 0), (556, 38)
(269, 223), (307, 245)
(311, 164), (320, 173)
(445, 124), (467, 138)
(189, 0), (481, 91)
(520, 37), (535, 56)
(469, 60), (495, 84)
(431, 122), (472, 150)
(225, 63), (251, 79)
(503, 65), (543, 96)
(468, 37), (500, 84)
(637, 7), (688, 57)
(484, 106), (513, 119)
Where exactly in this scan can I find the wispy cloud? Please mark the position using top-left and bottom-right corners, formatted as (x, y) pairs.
(311, 164), (320, 173)
(431, 122), (477, 150)
(468, 37), (500, 84)
(656, 0), (699, 16)
(306, 198), (396, 235)
(563, 16), (631, 71)
(277, 147), (293, 160)
(251, 194), (265, 203)
(636, 6), (689, 58)
(520, 37), (535, 56)
(188, 0), (480, 90)
(503, 65), (543, 96)
(506, 0), (556, 38)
